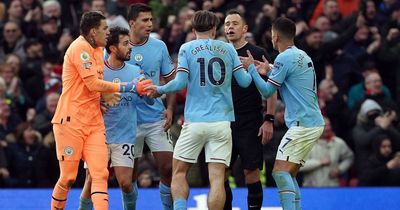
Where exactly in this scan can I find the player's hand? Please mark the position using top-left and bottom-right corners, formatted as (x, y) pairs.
(135, 79), (153, 96)
(254, 55), (272, 76)
(101, 92), (121, 106)
(163, 108), (173, 131)
(239, 50), (255, 70)
(258, 121), (273, 144)
(144, 85), (161, 98)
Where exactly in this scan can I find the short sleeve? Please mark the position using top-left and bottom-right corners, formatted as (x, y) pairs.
(161, 42), (175, 77)
(176, 45), (189, 74)
(267, 55), (288, 87)
(228, 44), (243, 72)
(71, 44), (99, 79)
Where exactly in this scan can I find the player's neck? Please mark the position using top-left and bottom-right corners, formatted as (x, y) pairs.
(278, 41), (294, 53)
(231, 38), (247, 49)
(130, 34), (148, 45)
(107, 56), (124, 69)
(196, 34), (213, 40)
(83, 35), (98, 48)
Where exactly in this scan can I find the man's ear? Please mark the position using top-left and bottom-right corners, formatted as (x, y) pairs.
(110, 45), (117, 53)
(129, 20), (135, 28)
(243, 24), (248, 33)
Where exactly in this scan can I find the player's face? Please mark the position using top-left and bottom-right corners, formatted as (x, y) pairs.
(130, 12), (153, 39)
(93, 19), (109, 47)
(116, 35), (132, 61)
(224, 14), (247, 42)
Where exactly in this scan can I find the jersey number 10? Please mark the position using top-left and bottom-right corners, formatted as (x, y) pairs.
(197, 57), (226, 86)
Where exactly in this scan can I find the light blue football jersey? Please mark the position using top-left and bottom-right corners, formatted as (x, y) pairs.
(250, 46), (324, 128)
(126, 37), (175, 124)
(103, 61), (141, 144)
(158, 39), (252, 122)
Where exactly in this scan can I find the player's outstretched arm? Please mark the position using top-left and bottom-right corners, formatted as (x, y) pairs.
(145, 70), (188, 97)
(233, 65), (252, 88)
(249, 67), (277, 98)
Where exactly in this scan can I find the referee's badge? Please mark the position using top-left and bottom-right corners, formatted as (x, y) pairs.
(64, 146), (74, 156)
(134, 53), (143, 62)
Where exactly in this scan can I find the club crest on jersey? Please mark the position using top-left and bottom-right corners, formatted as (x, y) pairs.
(113, 78), (121, 83)
(64, 147), (74, 156)
(134, 53), (143, 62)
(80, 51), (90, 62)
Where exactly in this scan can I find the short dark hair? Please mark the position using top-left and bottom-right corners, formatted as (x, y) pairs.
(80, 11), (106, 36)
(192, 10), (219, 32)
(272, 17), (296, 40)
(226, 9), (246, 24)
(127, 3), (152, 21)
(105, 27), (130, 54)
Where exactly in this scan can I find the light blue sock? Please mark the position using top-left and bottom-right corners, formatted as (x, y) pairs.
(173, 198), (187, 210)
(159, 182), (173, 210)
(122, 186), (136, 210)
(130, 181), (138, 208)
(78, 197), (93, 210)
(272, 171), (296, 210)
(292, 177), (301, 210)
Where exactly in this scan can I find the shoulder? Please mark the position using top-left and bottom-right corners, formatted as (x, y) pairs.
(246, 43), (265, 54)
(149, 36), (167, 48)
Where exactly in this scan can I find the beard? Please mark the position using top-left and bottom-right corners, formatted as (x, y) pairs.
(117, 52), (130, 62)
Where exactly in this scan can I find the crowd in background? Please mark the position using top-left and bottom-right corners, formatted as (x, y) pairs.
(0, 0), (400, 188)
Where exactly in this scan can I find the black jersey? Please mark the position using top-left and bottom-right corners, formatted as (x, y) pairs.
(231, 42), (269, 115)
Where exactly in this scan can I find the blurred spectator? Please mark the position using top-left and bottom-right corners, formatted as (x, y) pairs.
(19, 38), (43, 84)
(5, 0), (24, 23)
(0, 63), (31, 119)
(4, 122), (43, 187)
(318, 78), (350, 140)
(25, 58), (60, 105)
(352, 99), (400, 175)
(342, 25), (381, 65)
(0, 20), (26, 62)
(38, 15), (72, 61)
(263, 100), (287, 187)
(358, 134), (400, 186)
(378, 11), (400, 102)
(347, 70), (393, 110)
(32, 92), (59, 137)
(0, 98), (22, 146)
(42, 0), (62, 20)
(300, 117), (354, 187)
(59, 0), (82, 32)
(309, 0), (344, 26)
(297, 15), (362, 82)
(91, 0), (129, 29)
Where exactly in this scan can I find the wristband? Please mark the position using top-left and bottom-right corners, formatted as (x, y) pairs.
(264, 114), (274, 123)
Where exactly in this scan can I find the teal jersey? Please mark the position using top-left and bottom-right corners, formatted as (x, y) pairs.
(158, 39), (253, 122)
(127, 37), (175, 124)
(250, 46), (324, 128)
(103, 61), (141, 144)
